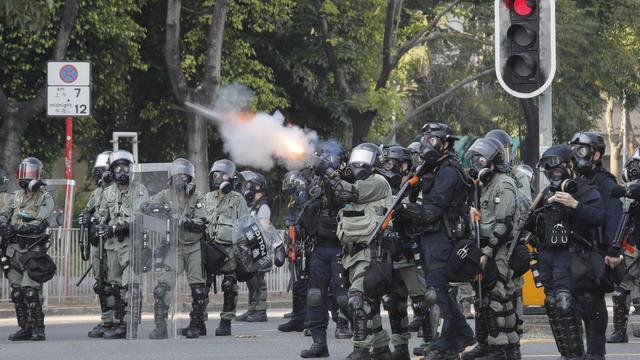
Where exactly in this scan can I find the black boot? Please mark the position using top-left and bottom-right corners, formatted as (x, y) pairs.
(371, 345), (392, 360)
(88, 322), (113, 338)
(346, 346), (371, 360)
(24, 287), (45, 341)
(607, 290), (629, 344)
(505, 344), (521, 360)
(183, 284), (208, 338)
(235, 310), (253, 321)
(390, 344), (410, 360)
(424, 349), (460, 360)
(300, 341), (330, 358)
(462, 343), (491, 360)
(279, 319), (305, 332)
(462, 302), (489, 360)
(476, 345), (507, 360)
(215, 319), (231, 336)
(247, 309), (268, 322)
(149, 284), (169, 339)
(335, 316), (353, 339)
(104, 286), (127, 340)
(560, 313), (584, 360)
(8, 288), (31, 341)
(545, 298), (567, 358)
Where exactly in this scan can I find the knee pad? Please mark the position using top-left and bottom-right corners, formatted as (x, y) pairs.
(555, 289), (575, 316)
(348, 290), (364, 314)
(612, 287), (630, 303)
(153, 283), (170, 300)
(221, 276), (236, 293)
(191, 283), (208, 305)
(336, 294), (348, 314)
(10, 287), (24, 304)
(24, 287), (39, 303)
(424, 287), (438, 306)
(307, 287), (323, 307)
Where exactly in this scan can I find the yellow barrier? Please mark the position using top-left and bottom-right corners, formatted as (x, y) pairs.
(522, 270), (545, 306)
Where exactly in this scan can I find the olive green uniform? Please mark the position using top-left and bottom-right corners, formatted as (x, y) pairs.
(477, 172), (519, 347)
(336, 174), (393, 351)
(511, 168), (532, 325)
(84, 185), (114, 324)
(150, 189), (208, 304)
(204, 189), (249, 321)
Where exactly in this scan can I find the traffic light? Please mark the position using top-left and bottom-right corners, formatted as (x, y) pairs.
(495, 0), (555, 98)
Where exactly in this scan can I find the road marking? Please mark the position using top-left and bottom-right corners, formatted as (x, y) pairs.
(523, 355), (640, 358)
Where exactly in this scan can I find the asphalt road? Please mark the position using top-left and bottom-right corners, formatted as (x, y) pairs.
(1, 309), (640, 360)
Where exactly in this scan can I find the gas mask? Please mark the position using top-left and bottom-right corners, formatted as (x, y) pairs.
(544, 164), (575, 192)
(420, 144), (441, 172)
(569, 144), (594, 174)
(18, 179), (43, 192)
(378, 158), (403, 190)
(112, 162), (130, 185)
(210, 171), (232, 194)
(469, 155), (494, 185)
(344, 163), (371, 183)
(241, 182), (257, 203)
(623, 160), (640, 182)
(171, 174), (195, 196)
(345, 146), (379, 183)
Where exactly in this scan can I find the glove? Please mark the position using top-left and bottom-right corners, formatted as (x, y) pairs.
(114, 223), (129, 236)
(97, 224), (114, 239)
(396, 203), (424, 221)
(627, 184), (640, 200)
(183, 219), (205, 233)
(16, 220), (48, 235)
(79, 210), (91, 226)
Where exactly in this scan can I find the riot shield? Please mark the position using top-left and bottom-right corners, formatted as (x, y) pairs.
(232, 215), (273, 281)
(127, 163), (183, 340)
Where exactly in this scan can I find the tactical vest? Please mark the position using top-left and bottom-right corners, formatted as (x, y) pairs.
(336, 174), (392, 245)
(206, 190), (245, 244)
(10, 189), (50, 239)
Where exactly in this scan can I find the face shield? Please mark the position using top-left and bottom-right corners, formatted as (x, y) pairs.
(18, 162), (43, 181)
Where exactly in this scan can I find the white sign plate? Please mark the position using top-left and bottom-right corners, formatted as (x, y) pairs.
(47, 86), (91, 117)
(47, 62), (91, 86)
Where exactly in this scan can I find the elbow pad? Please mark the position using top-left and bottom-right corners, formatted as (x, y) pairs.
(332, 182), (359, 203)
(492, 217), (513, 244)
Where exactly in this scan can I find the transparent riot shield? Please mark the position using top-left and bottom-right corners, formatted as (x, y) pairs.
(232, 215), (272, 279)
(41, 179), (75, 305)
(127, 163), (182, 340)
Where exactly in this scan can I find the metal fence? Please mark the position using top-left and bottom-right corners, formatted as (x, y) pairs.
(0, 228), (292, 305)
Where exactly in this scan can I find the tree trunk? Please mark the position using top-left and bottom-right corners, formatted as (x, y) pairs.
(188, 112), (209, 192)
(349, 109), (377, 146)
(0, 105), (27, 190)
(520, 98), (539, 190)
(604, 95), (621, 176)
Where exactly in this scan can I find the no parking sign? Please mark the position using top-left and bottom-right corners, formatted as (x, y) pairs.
(47, 61), (91, 117)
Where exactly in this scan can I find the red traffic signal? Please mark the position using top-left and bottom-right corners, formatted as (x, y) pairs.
(505, 0), (535, 17)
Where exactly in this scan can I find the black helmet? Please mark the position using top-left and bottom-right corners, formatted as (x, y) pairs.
(109, 150), (134, 185)
(569, 132), (606, 174)
(421, 123), (458, 152)
(379, 145), (412, 189)
(485, 129), (512, 163)
(93, 151), (112, 186)
(464, 138), (503, 183)
(169, 158), (196, 195)
(209, 159), (236, 192)
(18, 157), (44, 191)
(282, 170), (309, 194)
(623, 148), (640, 182)
(407, 142), (423, 167)
(539, 144), (575, 189)
(239, 170), (268, 203)
(317, 139), (343, 170)
(345, 143), (382, 182)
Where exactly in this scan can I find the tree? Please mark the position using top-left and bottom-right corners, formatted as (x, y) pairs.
(0, 0), (78, 186)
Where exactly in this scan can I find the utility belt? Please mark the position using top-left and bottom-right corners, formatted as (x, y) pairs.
(343, 242), (371, 257)
(342, 210), (365, 218)
(9, 235), (49, 250)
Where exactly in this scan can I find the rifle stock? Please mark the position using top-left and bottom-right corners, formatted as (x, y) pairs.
(506, 191), (545, 260)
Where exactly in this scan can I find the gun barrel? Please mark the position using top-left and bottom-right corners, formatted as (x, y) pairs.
(367, 175), (419, 246)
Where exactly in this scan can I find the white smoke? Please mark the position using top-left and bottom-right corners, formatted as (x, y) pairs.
(185, 84), (318, 170)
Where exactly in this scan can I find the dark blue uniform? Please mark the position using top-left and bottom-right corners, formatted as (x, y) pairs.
(299, 183), (348, 344)
(530, 182), (605, 358)
(578, 168), (622, 356)
(285, 190), (310, 325)
(419, 157), (474, 353)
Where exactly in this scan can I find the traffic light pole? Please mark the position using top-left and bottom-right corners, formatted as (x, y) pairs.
(538, 87), (552, 190)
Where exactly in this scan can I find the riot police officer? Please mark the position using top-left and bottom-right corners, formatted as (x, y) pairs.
(462, 139), (520, 360)
(96, 150), (149, 339)
(607, 149), (640, 343)
(525, 144), (605, 359)
(326, 142), (393, 359)
(205, 159), (249, 336)
(396, 123), (475, 360)
(607, 148), (640, 343)
(147, 158), (208, 339)
(0, 157), (54, 341)
(569, 132), (623, 358)
(236, 170), (272, 323)
(80, 151), (115, 338)
(280, 169), (312, 333)
(378, 145), (430, 360)
(299, 150), (351, 358)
